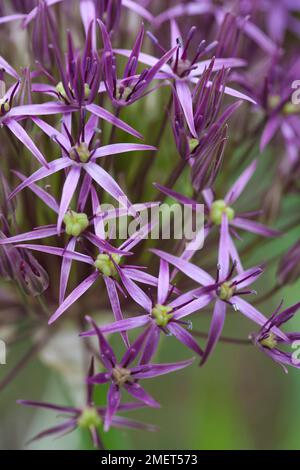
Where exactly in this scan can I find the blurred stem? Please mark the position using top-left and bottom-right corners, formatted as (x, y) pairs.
(37, 294), (50, 317)
(103, 106), (121, 173)
(192, 330), (251, 345)
(155, 158), (186, 201)
(0, 330), (52, 391)
(253, 284), (281, 305)
(134, 94), (172, 200)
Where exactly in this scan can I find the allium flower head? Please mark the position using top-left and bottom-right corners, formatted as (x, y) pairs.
(251, 301), (300, 372)
(85, 317), (194, 430)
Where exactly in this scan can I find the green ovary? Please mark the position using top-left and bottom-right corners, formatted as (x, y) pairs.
(56, 81), (90, 102)
(283, 102), (300, 115)
(115, 85), (132, 101)
(70, 142), (90, 163)
(259, 332), (277, 349)
(151, 304), (173, 327)
(268, 94), (300, 115)
(218, 282), (235, 301)
(63, 211), (89, 237)
(112, 366), (132, 386)
(188, 138), (199, 153)
(0, 98), (10, 115)
(78, 407), (102, 429)
(56, 81), (69, 101)
(94, 253), (122, 278)
(210, 199), (235, 225)
(84, 83), (91, 100)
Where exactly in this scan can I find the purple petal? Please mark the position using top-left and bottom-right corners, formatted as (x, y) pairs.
(84, 162), (134, 215)
(15, 244), (93, 265)
(191, 58), (246, 77)
(168, 322), (203, 356)
(121, 328), (151, 368)
(88, 372), (111, 385)
(86, 103), (142, 139)
(233, 297), (288, 341)
(172, 293), (214, 320)
(218, 213), (230, 280)
(48, 272), (100, 324)
(104, 276), (129, 347)
(231, 265), (263, 290)
(31, 117), (70, 150)
(9, 102), (77, 117)
(81, 315), (149, 337)
(59, 237), (77, 304)
(118, 269), (152, 311)
(231, 217), (280, 237)
(17, 400), (78, 414)
(119, 221), (155, 252)
(131, 357), (194, 379)
(202, 188), (214, 208)
(5, 119), (48, 167)
(93, 143), (155, 159)
(242, 20), (278, 55)
(26, 420), (77, 444)
(13, 170), (59, 213)
(260, 116), (282, 151)
(80, 0), (96, 49)
(157, 260), (170, 305)
(57, 165), (81, 234)
(0, 14), (26, 25)
(200, 299), (226, 365)
(9, 158), (72, 200)
(228, 232), (243, 274)
(124, 382), (160, 408)
(154, 183), (200, 209)
(123, 268), (158, 287)
(151, 249), (214, 286)
(86, 315), (117, 369)
(225, 160), (257, 205)
(122, 0), (154, 22)
(175, 80), (197, 138)
(155, 3), (215, 26)
(0, 226), (57, 245)
(111, 415), (157, 432)
(0, 56), (19, 79)
(104, 383), (121, 432)
(139, 324), (161, 364)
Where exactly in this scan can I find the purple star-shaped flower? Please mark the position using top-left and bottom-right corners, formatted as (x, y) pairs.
(85, 317), (194, 431)
(156, 159), (279, 269)
(150, 216), (288, 364)
(81, 258), (211, 360)
(18, 359), (155, 446)
(251, 301), (300, 372)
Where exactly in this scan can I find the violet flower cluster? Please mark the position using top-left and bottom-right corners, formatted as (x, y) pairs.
(0, 0), (300, 449)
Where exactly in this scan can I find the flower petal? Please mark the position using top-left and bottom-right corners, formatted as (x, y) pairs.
(5, 119), (48, 167)
(151, 249), (214, 286)
(124, 382), (160, 408)
(225, 160), (257, 205)
(168, 322), (203, 356)
(104, 383), (121, 432)
(48, 272), (100, 324)
(200, 299), (226, 365)
(86, 103), (142, 139)
(9, 158), (72, 200)
(57, 165), (81, 234)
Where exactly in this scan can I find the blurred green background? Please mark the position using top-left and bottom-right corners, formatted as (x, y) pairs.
(0, 133), (299, 449)
(0, 57), (300, 450)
